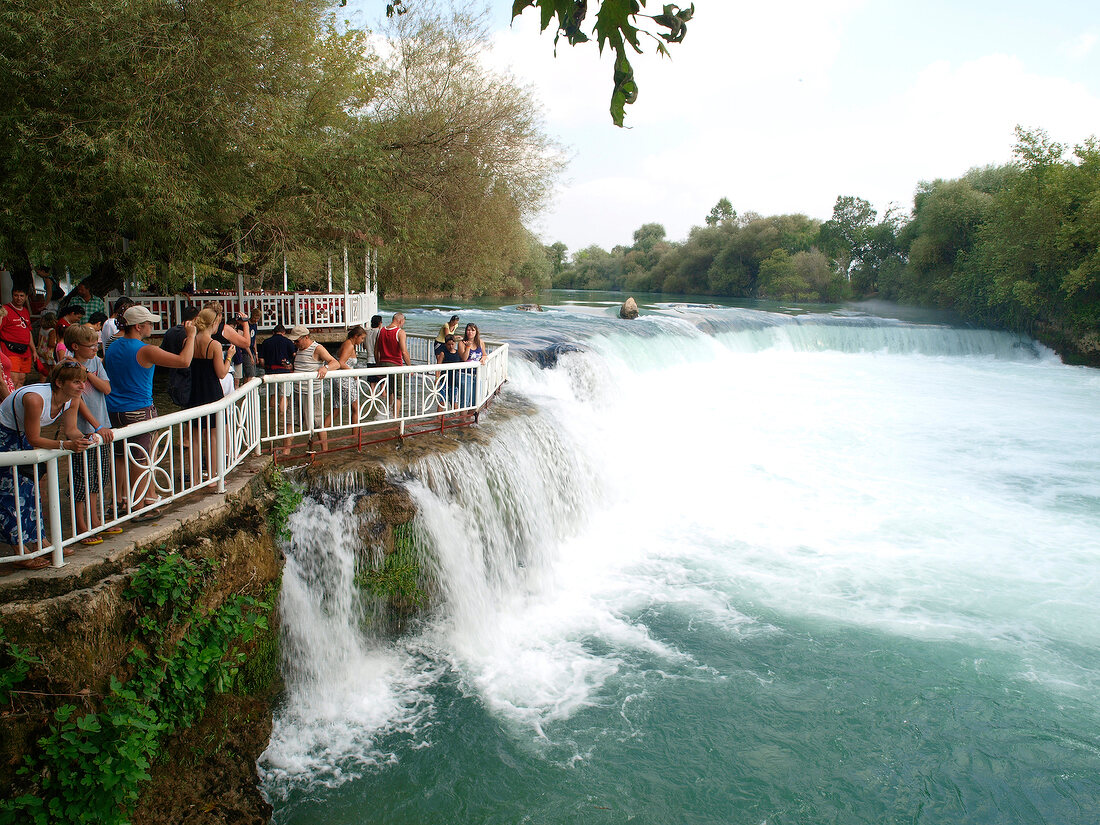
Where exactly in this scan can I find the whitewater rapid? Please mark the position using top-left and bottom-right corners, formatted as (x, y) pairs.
(260, 302), (1100, 824)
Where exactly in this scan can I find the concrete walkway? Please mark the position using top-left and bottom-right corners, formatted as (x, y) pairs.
(0, 455), (272, 603)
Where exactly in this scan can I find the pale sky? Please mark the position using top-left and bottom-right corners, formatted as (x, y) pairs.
(351, 1), (1100, 255)
(487, 1), (1100, 254)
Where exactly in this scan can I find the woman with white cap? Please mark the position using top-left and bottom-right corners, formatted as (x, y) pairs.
(103, 305), (196, 515)
(285, 325), (338, 452)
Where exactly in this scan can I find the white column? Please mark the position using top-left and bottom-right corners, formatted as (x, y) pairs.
(327, 257), (332, 293)
(283, 255), (288, 292)
(235, 235), (244, 310)
(343, 244), (350, 325)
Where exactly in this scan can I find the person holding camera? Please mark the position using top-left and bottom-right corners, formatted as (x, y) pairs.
(104, 306), (196, 515)
(202, 302), (252, 392)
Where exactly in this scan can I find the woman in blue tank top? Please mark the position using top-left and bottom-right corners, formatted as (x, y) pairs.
(103, 306), (197, 512)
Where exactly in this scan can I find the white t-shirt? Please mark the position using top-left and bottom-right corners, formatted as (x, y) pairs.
(100, 317), (120, 351)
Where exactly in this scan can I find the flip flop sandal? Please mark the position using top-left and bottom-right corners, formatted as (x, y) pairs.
(100, 526), (125, 535)
(132, 511), (160, 523)
(10, 555), (51, 571)
(80, 535), (104, 546)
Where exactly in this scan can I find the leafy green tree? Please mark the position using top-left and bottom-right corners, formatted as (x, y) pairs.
(818, 195), (877, 281)
(795, 249), (844, 301)
(850, 208), (905, 297)
(899, 179), (994, 305)
(545, 241), (569, 277)
(0, 0), (558, 297)
(757, 249), (801, 298)
(0, 0), (393, 288)
(567, 244), (622, 290)
(705, 197), (735, 227)
(884, 126), (1100, 361)
(371, 5), (557, 295)
(511, 232), (553, 292)
(632, 222), (667, 252)
(1058, 138), (1100, 314)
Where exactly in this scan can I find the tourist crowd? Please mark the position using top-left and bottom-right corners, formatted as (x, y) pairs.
(0, 281), (489, 573)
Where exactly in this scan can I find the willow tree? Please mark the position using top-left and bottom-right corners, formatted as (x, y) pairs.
(371, 4), (559, 295)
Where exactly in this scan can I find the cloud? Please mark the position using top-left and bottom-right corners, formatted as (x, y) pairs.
(484, 4), (1100, 253)
(1060, 32), (1097, 61)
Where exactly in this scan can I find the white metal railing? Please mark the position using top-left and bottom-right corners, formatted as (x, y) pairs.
(132, 291), (379, 334)
(0, 379), (261, 569)
(0, 345), (507, 570)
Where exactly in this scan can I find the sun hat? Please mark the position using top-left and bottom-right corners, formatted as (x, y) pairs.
(123, 305), (161, 325)
(285, 324), (311, 341)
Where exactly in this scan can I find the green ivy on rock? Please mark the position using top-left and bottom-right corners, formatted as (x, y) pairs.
(0, 547), (271, 825)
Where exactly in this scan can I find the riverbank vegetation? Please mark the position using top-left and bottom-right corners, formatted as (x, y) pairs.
(0, 549), (273, 825)
(1, 0), (558, 297)
(548, 128), (1100, 363)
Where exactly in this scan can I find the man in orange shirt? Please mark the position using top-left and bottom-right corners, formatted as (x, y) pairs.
(0, 288), (34, 387)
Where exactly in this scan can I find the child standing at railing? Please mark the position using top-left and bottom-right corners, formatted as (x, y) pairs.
(64, 324), (118, 544)
(439, 335), (463, 409)
(36, 312), (57, 372)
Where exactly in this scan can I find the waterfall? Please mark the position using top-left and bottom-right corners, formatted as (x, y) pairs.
(262, 497), (438, 792)
(261, 302), (1100, 824)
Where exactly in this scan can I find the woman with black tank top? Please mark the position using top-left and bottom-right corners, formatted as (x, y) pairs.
(186, 309), (235, 486)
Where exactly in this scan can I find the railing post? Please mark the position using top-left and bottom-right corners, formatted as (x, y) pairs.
(294, 293), (301, 327)
(215, 407), (227, 493)
(252, 387), (262, 456)
(343, 244), (350, 326)
(46, 457), (65, 567)
(306, 380), (315, 445)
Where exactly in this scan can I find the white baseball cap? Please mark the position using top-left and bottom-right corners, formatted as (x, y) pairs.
(123, 306), (161, 325)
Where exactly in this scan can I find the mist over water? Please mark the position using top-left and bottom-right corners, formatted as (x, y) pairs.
(261, 299), (1100, 824)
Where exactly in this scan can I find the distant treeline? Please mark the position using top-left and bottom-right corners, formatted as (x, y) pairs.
(547, 128), (1100, 364)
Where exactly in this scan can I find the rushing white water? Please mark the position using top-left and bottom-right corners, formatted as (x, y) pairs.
(261, 498), (440, 789)
(261, 305), (1100, 822)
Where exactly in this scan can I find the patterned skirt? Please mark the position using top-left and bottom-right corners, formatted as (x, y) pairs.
(0, 426), (41, 548)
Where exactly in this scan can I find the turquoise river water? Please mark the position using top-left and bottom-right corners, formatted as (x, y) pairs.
(259, 294), (1100, 824)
